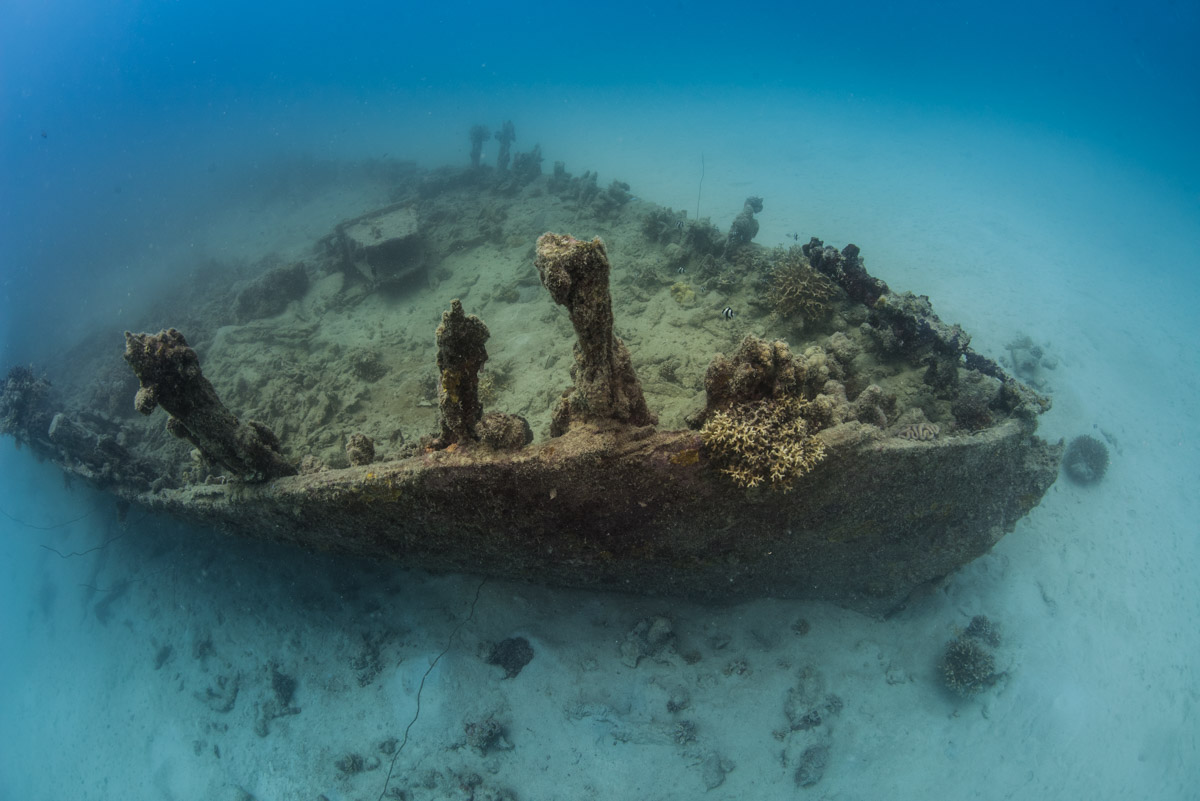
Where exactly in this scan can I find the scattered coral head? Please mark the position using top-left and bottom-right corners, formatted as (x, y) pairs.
(941, 635), (998, 697)
(477, 411), (533, 451)
(1063, 434), (1109, 484)
(348, 348), (388, 383)
(964, 614), (1001, 648)
(669, 281), (696, 307)
(895, 421), (940, 441)
(346, 433), (375, 466)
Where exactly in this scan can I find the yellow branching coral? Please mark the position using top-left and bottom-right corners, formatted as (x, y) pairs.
(700, 397), (827, 491)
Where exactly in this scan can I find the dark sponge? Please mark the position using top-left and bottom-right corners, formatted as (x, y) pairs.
(487, 637), (534, 679)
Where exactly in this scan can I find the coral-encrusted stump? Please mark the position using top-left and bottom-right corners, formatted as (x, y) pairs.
(436, 299), (490, 444)
(123, 328), (296, 481)
(535, 233), (657, 435)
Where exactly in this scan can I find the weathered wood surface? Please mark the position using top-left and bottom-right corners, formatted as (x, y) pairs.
(128, 417), (1059, 616)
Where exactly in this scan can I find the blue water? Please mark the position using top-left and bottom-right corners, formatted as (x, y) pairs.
(2, 1), (1198, 798)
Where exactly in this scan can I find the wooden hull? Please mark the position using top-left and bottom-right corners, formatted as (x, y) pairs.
(131, 418), (1060, 616)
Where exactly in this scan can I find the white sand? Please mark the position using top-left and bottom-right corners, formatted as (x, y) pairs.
(1, 96), (1198, 799)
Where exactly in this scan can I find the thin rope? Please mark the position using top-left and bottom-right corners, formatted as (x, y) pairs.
(376, 576), (487, 801)
(0, 505), (93, 530)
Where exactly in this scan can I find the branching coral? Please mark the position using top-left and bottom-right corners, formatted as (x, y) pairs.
(640, 208), (686, 243)
(680, 219), (724, 258)
(700, 396), (827, 491)
(765, 248), (836, 322)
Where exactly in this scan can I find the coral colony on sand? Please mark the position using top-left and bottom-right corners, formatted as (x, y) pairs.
(941, 615), (1003, 697)
(1062, 434), (1109, 484)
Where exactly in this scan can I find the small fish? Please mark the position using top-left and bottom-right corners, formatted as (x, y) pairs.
(675, 220), (685, 230)
(677, 267), (686, 274)
(722, 307), (734, 319)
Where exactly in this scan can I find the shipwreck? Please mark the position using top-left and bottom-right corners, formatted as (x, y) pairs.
(1, 148), (1061, 616)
